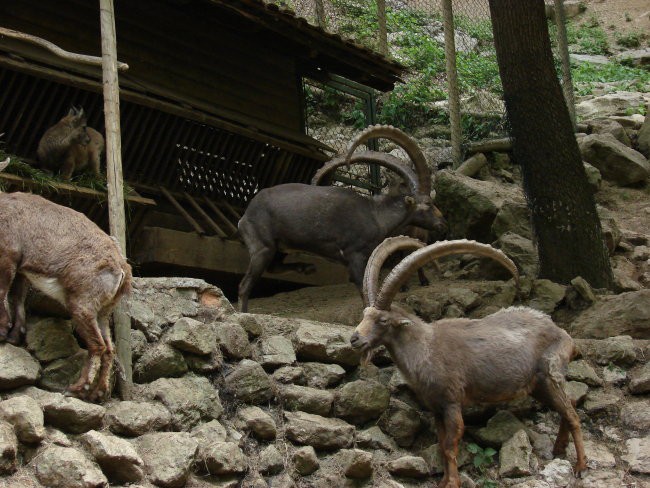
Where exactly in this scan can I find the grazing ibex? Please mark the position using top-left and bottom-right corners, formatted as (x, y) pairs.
(0, 179), (131, 401)
(237, 126), (447, 312)
(350, 237), (587, 488)
(37, 107), (104, 180)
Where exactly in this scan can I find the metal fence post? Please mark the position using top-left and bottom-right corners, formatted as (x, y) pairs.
(553, 0), (577, 129)
(442, 0), (463, 167)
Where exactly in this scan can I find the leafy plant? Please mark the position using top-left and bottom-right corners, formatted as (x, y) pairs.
(572, 60), (650, 95)
(615, 30), (646, 48)
(467, 443), (498, 488)
(565, 17), (610, 54)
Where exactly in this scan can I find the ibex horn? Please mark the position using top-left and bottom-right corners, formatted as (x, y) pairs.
(0, 157), (9, 172)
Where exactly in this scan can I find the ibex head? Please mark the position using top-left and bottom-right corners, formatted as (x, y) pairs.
(62, 106), (91, 145)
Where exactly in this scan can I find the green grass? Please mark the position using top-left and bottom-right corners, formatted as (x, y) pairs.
(572, 60), (650, 95)
(564, 15), (610, 55)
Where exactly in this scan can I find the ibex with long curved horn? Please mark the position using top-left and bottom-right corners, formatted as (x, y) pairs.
(237, 126), (447, 312)
(350, 237), (586, 488)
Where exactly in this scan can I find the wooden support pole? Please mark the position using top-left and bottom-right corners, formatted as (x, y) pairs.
(99, 0), (131, 399)
(377, 0), (388, 57)
(553, 0), (576, 129)
(314, 0), (326, 29)
(441, 0), (463, 168)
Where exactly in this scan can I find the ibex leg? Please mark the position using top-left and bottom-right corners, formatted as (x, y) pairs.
(66, 302), (106, 398)
(88, 312), (114, 402)
(440, 404), (464, 488)
(7, 275), (28, 345)
(0, 257), (17, 341)
(238, 247), (275, 313)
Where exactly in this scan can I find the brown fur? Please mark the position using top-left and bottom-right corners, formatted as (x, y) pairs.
(36, 108), (104, 180)
(0, 191), (131, 401)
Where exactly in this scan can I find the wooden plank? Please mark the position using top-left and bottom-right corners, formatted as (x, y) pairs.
(203, 198), (239, 236)
(159, 186), (205, 235)
(182, 192), (228, 238)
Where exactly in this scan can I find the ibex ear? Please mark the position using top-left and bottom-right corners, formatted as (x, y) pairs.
(77, 107), (85, 118)
(394, 318), (412, 328)
(68, 107), (76, 116)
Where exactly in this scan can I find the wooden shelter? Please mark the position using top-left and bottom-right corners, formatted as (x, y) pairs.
(0, 0), (404, 294)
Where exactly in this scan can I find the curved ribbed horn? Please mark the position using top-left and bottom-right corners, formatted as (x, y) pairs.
(344, 125), (432, 195)
(375, 240), (519, 310)
(363, 236), (426, 307)
(0, 157), (9, 172)
(311, 151), (420, 196)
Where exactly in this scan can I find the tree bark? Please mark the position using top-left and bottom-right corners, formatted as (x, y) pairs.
(487, 0), (613, 288)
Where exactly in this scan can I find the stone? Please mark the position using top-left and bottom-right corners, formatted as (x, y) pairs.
(576, 469), (626, 488)
(448, 287), (481, 311)
(571, 290), (650, 339)
(583, 162), (602, 192)
(389, 369), (410, 392)
(575, 336), (638, 366)
(0, 343), (40, 390)
(527, 279), (566, 314)
(540, 458), (573, 487)
(293, 445), (319, 475)
(145, 374), (223, 430)
(133, 343), (188, 383)
(612, 255), (643, 291)
(582, 439), (616, 469)
(499, 430), (533, 477)
(339, 448), (373, 479)
(492, 199), (532, 240)
(198, 441), (247, 475)
(191, 419), (227, 445)
(134, 432), (198, 487)
(387, 455), (429, 478)
(165, 317), (217, 356)
(622, 437), (650, 473)
(284, 411), (354, 450)
(80, 430), (144, 483)
(225, 359), (273, 404)
(185, 349), (224, 373)
(131, 329), (148, 360)
(105, 400), (171, 436)
(496, 232), (538, 278)
(293, 320), (360, 366)
(602, 364), (627, 385)
(621, 400), (650, 431)
(585, 118), (632, 146)
(420, 442), (471, 475)
(44, 395), (105, 434)
(569, 276), (597, 305)
(616, 49), (650, 69)
(273, 366), (304, 384)
(578, 133), (650, 186)
(215, 320), (251, 359)
(25, 317), (80, 361)
(237, 406), (277, 440)
(334, 379), (390, 424)
(444, 303), (464, 318)
(33, 445), (107, 488)
(576, 92), (648, 119)
(456, 152), (488, 177)
(259, 335), (296, 368)
(583, 390), (621, 415)
(567, 360), (603, 386)
(280, 384), (333, 416)
(475, 410), (527, 448)
(39, 350), (86, 392)
(45, 426), (71, 447)
(357, 425), (397, 451)
(638, 113), (650, 158)
(597, 206), (621, 255)
(267, 473), (296, 488)
(630, 361), (650, 394)
(378, 398), (421, 447)
(0, 395), (45, 443)
(0, 421), (17, 474)
(302, 362), (346, 388)
(235, 313), (264, 337)
(259, 445), (284, 475)
(564, 381), (589, 405)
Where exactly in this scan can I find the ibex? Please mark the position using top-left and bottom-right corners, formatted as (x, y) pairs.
(237, 126), (447, 312)
(37, 107), (104, 180)
(350, 237), (587, 488)
(0, 174), (131, 401)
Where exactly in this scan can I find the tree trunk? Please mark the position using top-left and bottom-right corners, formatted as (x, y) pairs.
(487, 0), (613, 288)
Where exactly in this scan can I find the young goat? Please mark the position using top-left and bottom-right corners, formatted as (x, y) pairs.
(37, 107), (104, 180)
(0, 184), (131, 401)
(351, 237), (586, 488)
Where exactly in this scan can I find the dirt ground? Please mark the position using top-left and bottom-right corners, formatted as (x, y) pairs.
(581, 0), (650, 49)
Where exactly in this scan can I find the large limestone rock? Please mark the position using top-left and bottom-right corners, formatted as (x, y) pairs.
(191, 419), (227, 445)
(302, 362), (346, 388)
(622, 437), (650, 474)
(80, 430), (144, 483)
(492, 199), (532, 240)
(197, 441), (247, 476)
(33, 445), (108, 488)
(293, 446), (319, 475)
(578, 133), (650, 186)
(339, 448), (373, 479)
(259, 335), (296, 368)
(638, 114), (650, 158)
(0, 343), (40, 390)
(334, 380), (390, 424)
(293, 320), (360, 366)
(284, 411), (354, 450)
(105, 400), (172, 437)
(215, 320), (252, 359)
(133, 343), (188, 383)
(621, 400), (650, 431)
(43, 395), (106, 434)
(387, 455), (429, 479)
(570, 290), (650, 338)
(630, 361), (650, 394)
(236, 406), (277, 440)
(224, 359), (273, 404)
(25, 317), (80, 361)
(135, 432), (198, 487)
(499, 430), (534, 477)
(378, 398), (421, 447)
(259, 444), (284, 475)
(496, 232), (538, 278)
(0, 420), (17, 474)
(584, 118), (632, 146)
(39, 350), (86, 392)
(576, 92), (649, 119)
(475, 410), (527, 447)
(0, 395), (45, 443)
(280, 384), (333, 416)
(165, 317), (217, 356)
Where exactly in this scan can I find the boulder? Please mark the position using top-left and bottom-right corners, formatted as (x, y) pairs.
(565, 381), (589, 405)
(39, 350), (86, 392)
(259, 335), (296, 368)
(615, 49), (650, 69)
(621, 400), (650, 431)
(302, 362), (346, 388)
(293, 445), (319, 475)
(583, 162), (602, 192)
(574, 336), (638, 366)
(496, 232), (538, 278)
(567, 360), (603, 387)
(357, 425), (398, 451)
(576, 92), (649, 119)
(235, 312), (264, 337)
(293, 320), (360, 366)
(584, 118), (632, 146)
(165, 317), (217, 356)
(198, 441), (247, 475)
(578, 133), (650, 186)
(387, 455), (429, 479)
(105, 400), (171, 437)
(215, 320), (252, 359)
(284, 411), (354, 450)
(33, 445), (107, 488)
(492, 199), (532, 240)
(25, 317), (80, 361)
(80, 430), (144, 483)
(273, 366), (305, 384)
(0, 395), (45, 443)
(475, 410), (527, 448)
(191, 419), (227, 445)
(527, 279), (565, 314)
(0, 343), (40, 390)
(237, 406), (277, 440)
(378, 398), (421, 447)
(638, 114), (650, 158)
(224, 359), (273, 404)
(280, 384), (333, 416)
(622, 437), (650, 474)
(540, 458), (573, 487)
(44, 395), (105, 434)
(630, 361), (650, 394)
(131, 329), (148, 361)
(420, 441), (471, 475)
(259, 444), (284, 475)
(583, 390), (622, 415)
(339, 448), (373, 479)
(133, 343), (188, 383)
(498, 430), (533, 477)
(334, 379), (390, 424)
(0, 420), (17, 474)
(570, 290), (650, 338)
(597, 205), (621, 254)
(135, 432), (198, 487)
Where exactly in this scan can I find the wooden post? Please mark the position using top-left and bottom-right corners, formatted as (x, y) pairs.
(442, 0), (462, 168)
(377, 0), (388, 56)
(553, 0), (576, 129)
(314, 0), (326, 29)
(99, 0), (132, 399)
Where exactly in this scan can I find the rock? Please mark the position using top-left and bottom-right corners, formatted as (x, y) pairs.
(496, 232), (538, 278)
(616, 48), (650, 69)
(630, 361), (650, 394)
(578, 133), (650, 186)
(540, 458), (573, 487)
(611, 255), (643, 292)
(564, 381), (589, 405)
(622, 437), (650, 473)
(133, 343), (188, 383)
(602, 364), (627, 385)
(583, 390), (621, 415)
(567, 360), (603, 386)
(570, 54), (610, 64)
(357, 425), (397, 451)
(575, 336), (638, 366)
(281, 384), (333, 416)
(0, 395), (45, 443)
(545, 0), (584, 19)
(302, 362), (346, 388)
(499, 430), (533, 477)
(527, 280), (565, 314)
(420, 442), (471, 475)
(215, 320), (251, 359)
(198, 441), (247, 475)
(25, 317), (80, 361)
(105, 400), (171, 436)
(638, 114), (650, 158)
(585, 118), (632, 146)
(571, 290), (650, 339)
(492, 199), (532, 240)
(387, 455), (429, 478)
(235, 313), (264, 337)
(293, 320), (360, 366)
(293, 445), (319, 475)
(444, 303), (464, 318)
(582, 439), (616, 469)
(39, 350), (86, 392)
(267, 473), (296, 488)
(33, 445), (107, 488)
(389, 369), (410, 392)
(44, 395), (105, 434)
(575, 469), (626, 488)
(273, 366), (305, 384)
(568, 276), (597, 307)
(145, 374), (223, 430)
(339, 448), (373, 479)
(259, 445), (284, 475)
(225, 359), (273, 404)
(191, 419), (227, 445)
(0, 343), (40, 390)
(378, 398), (421, 447)
(448, 288), (481, 311)
(131, 329), (148, 360)
(583, 162), (602, 192)
(259, 335), (296, 368)
(621, 400), (650, 431)
(0, 420), (17, 474)
(185, 349), (224, 373)
(237, 406), (277, 440)
(80, 430), (144, 483)
(475, 410), (527, 447)
(334, 379), (390, 424)
(165, 317), (217, 356)
(284, 411), (354, 450)
(456, 152), (488, 177)
(135, 432), (198, 486)
(576, 92), (648, 119)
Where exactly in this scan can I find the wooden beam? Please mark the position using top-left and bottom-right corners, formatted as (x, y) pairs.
(159, 186), (206, 235)
(182, 192), (228, 238)
(203, 197), (239, 236)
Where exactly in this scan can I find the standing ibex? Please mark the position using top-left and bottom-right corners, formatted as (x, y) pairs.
(237, 126), (447, 312)
(0, 174), (131, 401)
(37, 107), (104, 180)
(350, 237), (587, 488)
